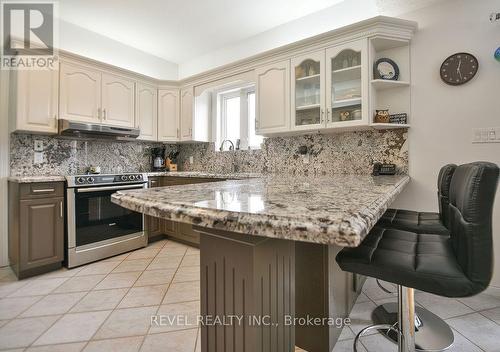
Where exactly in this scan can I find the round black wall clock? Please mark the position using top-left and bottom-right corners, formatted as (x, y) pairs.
(440, 52), (478, 85)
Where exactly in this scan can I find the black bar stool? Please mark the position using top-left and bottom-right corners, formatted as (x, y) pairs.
(373, 164), (457, 351)
(378, 163), (457, 235)
(336, 162), (499, 352)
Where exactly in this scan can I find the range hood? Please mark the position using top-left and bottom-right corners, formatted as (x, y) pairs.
(58, 119), (140, 139)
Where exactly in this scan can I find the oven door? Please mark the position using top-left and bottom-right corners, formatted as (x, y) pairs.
(68, 184), (145, 249)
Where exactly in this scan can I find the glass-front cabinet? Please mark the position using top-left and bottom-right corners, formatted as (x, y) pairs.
(325, 39), (368, 128)
(290, 51), (325, 131)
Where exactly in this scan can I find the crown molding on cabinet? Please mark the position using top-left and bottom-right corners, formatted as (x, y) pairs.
(178, 16), (416, 87)
(16, 15), (416, 90)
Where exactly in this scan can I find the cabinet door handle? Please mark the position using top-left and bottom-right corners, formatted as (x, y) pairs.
(97, 108), (101, 119)
(103, 109), (107, 120)
(60, 201), (63, 218)
(321, 109), (325, 123)
(326, 108), (330, 123)
(32, 188), (55, 193)
(177, 128), (180, 138)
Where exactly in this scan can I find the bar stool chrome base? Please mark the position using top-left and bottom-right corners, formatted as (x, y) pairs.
(355, 286), (416, 352)
(354, 324), (399, 352)
(373, 303), (454, 352)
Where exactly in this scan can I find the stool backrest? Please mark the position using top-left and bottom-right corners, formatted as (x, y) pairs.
(449, 162), (499, 292)
(437, 164), (457, 228)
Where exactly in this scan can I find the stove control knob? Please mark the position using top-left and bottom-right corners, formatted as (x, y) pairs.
(129, 175), (135, 181)
(121, 175), (128, 181)
(76, 177), (86, 184)
(86, 177), (95, 184)
(135, 175), (142, 180)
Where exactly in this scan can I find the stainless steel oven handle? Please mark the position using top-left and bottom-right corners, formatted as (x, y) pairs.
(76, 184), (146, 193)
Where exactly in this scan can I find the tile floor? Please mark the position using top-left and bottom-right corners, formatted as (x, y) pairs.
(0, 239), (499, 352)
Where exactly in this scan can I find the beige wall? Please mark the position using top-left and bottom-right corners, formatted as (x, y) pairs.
(392, 0), (500, 288)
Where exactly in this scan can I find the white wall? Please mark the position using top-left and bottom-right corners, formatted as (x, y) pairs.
(391, 0), (500, 288)
(0, 69), (10, 267)
(60, 20), (178, 80)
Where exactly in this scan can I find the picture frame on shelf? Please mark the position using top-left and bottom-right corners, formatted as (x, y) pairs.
(373, 58), (400, 80)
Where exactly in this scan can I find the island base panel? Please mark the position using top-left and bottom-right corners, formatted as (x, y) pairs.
(295, 243), (359, 352)
(199, 229), (295, 352)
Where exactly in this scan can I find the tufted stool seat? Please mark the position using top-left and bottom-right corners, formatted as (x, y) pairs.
(338, 227), (479, 298)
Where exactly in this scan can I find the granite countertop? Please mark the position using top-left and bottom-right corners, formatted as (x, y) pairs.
(8, 171), (260, 184)
(146, 171), (261, 179)
(112, 174), (410, 247)
(8, 175), (67, 183)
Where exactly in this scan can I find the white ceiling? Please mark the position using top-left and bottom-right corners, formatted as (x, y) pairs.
(58, 0), (345, 64)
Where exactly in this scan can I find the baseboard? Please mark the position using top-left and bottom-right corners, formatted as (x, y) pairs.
(485, 285), (500, 298)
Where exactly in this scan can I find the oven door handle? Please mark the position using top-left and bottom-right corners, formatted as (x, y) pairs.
(76, 184), (146, 193)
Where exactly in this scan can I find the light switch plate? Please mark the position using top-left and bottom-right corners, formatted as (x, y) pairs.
(472, 127), (500, 143)
(34, 140), (43, 151)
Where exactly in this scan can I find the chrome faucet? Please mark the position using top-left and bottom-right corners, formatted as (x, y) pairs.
(219, 139), (235, 151)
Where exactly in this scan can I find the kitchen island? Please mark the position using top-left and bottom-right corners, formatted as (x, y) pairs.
(112, 174), (409, 352)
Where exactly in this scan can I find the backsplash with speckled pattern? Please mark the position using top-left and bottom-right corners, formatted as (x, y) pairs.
(10, 129), (408, 176)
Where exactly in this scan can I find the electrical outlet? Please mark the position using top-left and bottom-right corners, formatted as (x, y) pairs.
(34, 140), (43, 152)
(302, 154), (310, 164)
(189, 156), (194, 164)
(34, 152), (44, 164)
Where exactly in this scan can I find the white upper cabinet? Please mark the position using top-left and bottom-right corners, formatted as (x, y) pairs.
(255, 60), (290, 135)
(101, 73), (135, 128)
(158, 89), (179, 142)
(325, 39), (368, 128)
(290, 51), (325, 131)
(136, 83), (158, 141)
(180, 87), (194, 141)
(59, 62), (101, 123)
(10, 66), (59, 134)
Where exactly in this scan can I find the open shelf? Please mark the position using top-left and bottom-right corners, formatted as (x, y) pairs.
(371, 123), (410, 130)
(296, 103), (320, 111)
(332, 97), (361, 109)
(371, 79), (410, 90)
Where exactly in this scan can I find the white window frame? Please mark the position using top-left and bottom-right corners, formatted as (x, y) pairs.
(213, 84), (261, 151)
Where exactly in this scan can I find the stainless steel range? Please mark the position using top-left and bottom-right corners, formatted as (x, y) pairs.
(66, 173), (149, 268)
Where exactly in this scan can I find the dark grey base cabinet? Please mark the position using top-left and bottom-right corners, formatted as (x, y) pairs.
(8, 182), (65, 279)
(145, 176), (225, 246)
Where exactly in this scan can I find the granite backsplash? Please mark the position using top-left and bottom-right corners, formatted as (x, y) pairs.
(10, 129), (408, 176)
(179, 130), (408, 175)
(9, 134), (177, 176)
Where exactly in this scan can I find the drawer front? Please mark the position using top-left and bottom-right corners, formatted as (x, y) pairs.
(20, 182), (64, 200)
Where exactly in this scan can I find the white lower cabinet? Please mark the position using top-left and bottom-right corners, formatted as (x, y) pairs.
(136, 83), (158, 141)
(158, 89), (180, 142)
(255, 60), (290, 135)
(10, 66), (59, 134)
(101, 73), (135, 128)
